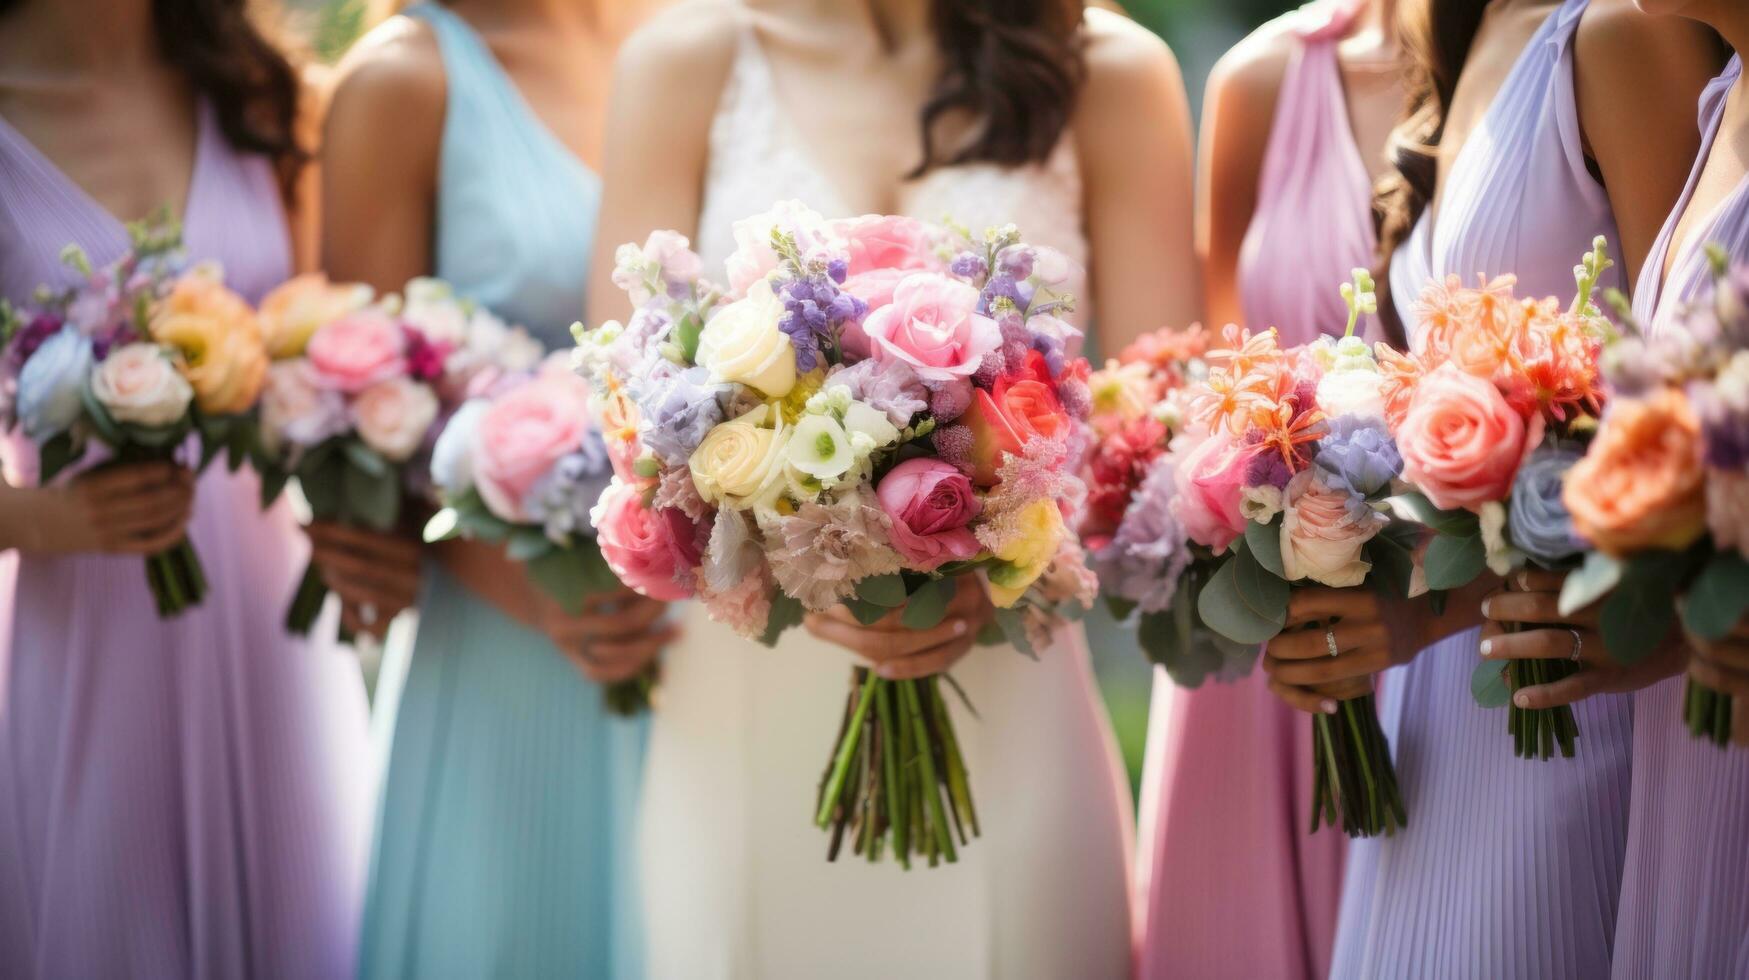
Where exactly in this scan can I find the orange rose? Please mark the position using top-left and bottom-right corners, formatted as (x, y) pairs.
(150, 271), (269, 415)
(1563, 388), (1707, 557)
(965, 358), (1067, 486)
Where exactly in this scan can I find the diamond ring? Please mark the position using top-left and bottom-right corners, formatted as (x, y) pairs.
(1326, 629), (1340, 658)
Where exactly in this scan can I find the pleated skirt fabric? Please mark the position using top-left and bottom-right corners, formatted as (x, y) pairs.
(0, 467), (373, 979)
(1331, 627), (1634, 979)
(358, 563), (648, 979)
(1610, 678), (1749, 978)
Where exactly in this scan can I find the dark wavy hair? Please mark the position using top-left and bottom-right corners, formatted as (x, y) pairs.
(910, 0), (1088, 177)
(0, 0), (307, 200)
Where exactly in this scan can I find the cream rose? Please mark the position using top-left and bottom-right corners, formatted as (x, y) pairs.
(1279, 469), (1386, 588)
(90, 343), (194, 427)
(351, 377), (439, 463)
(690, 405), (787, 508)
(697, 279), (797, 398)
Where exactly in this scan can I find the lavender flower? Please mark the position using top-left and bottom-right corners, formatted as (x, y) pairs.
(1092, 456), (1192, 614)
(778, 272), (866, 373)
(1313, 417), (1402, 499)
(628, 364), (725, 466)
(1507, 444), (1584, 565)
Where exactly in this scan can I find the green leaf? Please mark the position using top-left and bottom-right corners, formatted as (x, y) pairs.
(79, 382), (122, 446)
(1245, 519), (1285, 578)
(1103, 595), (1138, 622)
(257, 466), (290, 510)
(575, 543), (623, 595)
(38, 432), (77, 484)
(342, 456), (400, 531)
(1559, 550), (1623, 617)
(1366, 523), (1419, 599)
(506, 527), (556, 562)
(1423, 533), (1486, 591)
(1599, 562), (1677, 665)
(992, 606), (1037, 658)
(855, 572), (908, 608)
(1386, 492), (1480, 537)
(674, 312), (704, 364)
(844, 598), (891, 626)
(1681, 552), (1749, 641)
(1470, 658), (1511, 709)
(340, 440), (389, 478)
(525, 547), (588, 614)
(760, 593), (804, 647)
(1196, 548), (1289, 645)
(900, 578), (954, 630)
(974, 619), (1006, 646)
(422, 507), (462, 543)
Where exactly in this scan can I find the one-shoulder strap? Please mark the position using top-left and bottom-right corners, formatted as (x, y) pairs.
(1255, 1), (1369, 217)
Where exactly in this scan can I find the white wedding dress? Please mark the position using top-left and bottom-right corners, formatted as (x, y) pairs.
(637, 22), (1134, 980)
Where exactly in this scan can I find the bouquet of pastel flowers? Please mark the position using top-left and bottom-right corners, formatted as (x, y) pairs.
(1557, 245), (1749, 746)
(575, 203), (1097, 866)
(0, 217), (269, 616)
(1380, 239), (1614, 760)
(1158, 272), (1418, 838)
(423, 355), (665, 715)
(255, 275), (542, 635)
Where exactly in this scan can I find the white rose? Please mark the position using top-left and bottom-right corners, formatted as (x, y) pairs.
(351, 377), (439, 463)
(90, 343), (193, 427)
(429, 398), (489, 494)
(697, 279), (797, 398)
(260, 360), (348, 454)
(690, 405), (788, 509)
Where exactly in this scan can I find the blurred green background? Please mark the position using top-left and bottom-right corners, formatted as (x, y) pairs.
(291, 0), (1304, 799)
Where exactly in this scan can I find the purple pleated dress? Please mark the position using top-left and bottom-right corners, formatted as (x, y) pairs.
(1331, 2), (1637, 977)
(1612, 56), (1749, 979)
(1134, 4), (1368, 978)
(0, 103), (372, 979)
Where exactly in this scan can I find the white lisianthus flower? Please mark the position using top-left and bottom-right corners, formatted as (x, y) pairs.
(842, 400), (899, 451)
(787, 414), (854, 482)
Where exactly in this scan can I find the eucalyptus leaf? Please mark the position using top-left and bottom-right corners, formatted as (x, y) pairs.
(1245, 519), (1286, 579)
(1366, 524), (1419, 599)
(525, 547), (588, 614)
(900, 578), (953, 630)
(1103, 595), (1138, 622)
(760, 593), (804, 647)
(1470, 659), (1512, 709)
(1423, 533), (1486, 591)
(1197, 549), (1289, 645)
(856, 572), (908, 608)
(576, 543), (623, 595)
(993, 606), (1038, 658)
(1599, 574), (1676, 665)
(38, 432), (77, 484)
(422, 507), (462, 543)
(257, 467), (290, 510)
(79, 383), (122, 446)
(845, 598), (891, 626)
(341, 440), (389, 478)
(506, 527), (556, 562)
(342, 457), (400, 531)
(1386, 492), (1481, 537)
(1559, 550), (1623, 617)
(1680, 552), (1749, 641)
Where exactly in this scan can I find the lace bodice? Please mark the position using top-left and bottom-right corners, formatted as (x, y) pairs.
(695, 26), (1091, 328)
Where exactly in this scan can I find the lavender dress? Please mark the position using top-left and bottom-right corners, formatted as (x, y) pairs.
(1135, 3), (1368, 977)
(1331, 2), (1635, 976)
(1613, 56), (1749, 979)
(0, 104), (372, 978)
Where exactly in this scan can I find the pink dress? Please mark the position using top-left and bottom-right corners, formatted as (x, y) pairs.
(1133, 4), (1366, 977)
(0, 104), (371, 978)
(1615, 56), (1749, 979)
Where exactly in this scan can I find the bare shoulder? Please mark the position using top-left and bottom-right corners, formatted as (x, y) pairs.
(327, 15), (445, 126)
(1202, 7), (1311, 116)
(1082, 7), (1185, 98)
(613, 0), (743, 102)
(1576, 0), (1723, 83)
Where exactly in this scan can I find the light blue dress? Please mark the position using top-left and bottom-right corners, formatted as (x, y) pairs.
(358, 6), (646, 978)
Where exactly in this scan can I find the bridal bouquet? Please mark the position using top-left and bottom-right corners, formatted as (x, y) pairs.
(576, 204), (1097, 866)
(1558, 245), (1749, 746)
(0, 218), (269, 616)
(424, 358), (665, 715)
(1382, 239), (1613, 760)
(1174, 272), (1416, 838)
(257, 275), (541, 635)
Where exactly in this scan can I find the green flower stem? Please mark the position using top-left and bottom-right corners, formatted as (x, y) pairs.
(816, 670), (879, 828)
(1684, 679), (1736, 748)
(874, 681), (908, 869)
(285, 560), (330, 636)
(929, 678), (979, 840)
(902, 679), (957, 864)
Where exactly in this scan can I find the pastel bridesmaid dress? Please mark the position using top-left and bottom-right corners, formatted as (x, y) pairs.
(1134, 3), (1374, 978)
(1331, 2), (1635, 976)
(0, 104), (372, 978)
(356, 6), (648, 978)
(1614, 55), (1749, 979)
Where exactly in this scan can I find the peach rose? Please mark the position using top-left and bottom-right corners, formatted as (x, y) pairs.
(257, 274), (373, 359)
(1280, 469), (1386, 588)
(149, 274), (269, 415)
(963, 354), (1068, 485)
(1564, 388), (1707, 557)
(1395, 365), (1539, 512)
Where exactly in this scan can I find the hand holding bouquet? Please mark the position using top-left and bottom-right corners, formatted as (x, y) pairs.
(576, 206), (1097, 866)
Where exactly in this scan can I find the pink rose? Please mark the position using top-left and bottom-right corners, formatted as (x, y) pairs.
(591, 480), (696, 601)
(472, 374), (594, 522)
(837, 269), (912, 359)
(833, 214), (935, 276)
(724, 201), (829, 295)
(1279, 469), (1387, 588)
(306, 310), (407, 394)
(862, 273), (1000, 382)
(876, 458), (983, 570)
(1396, 365), (1540, 512)
(351, 377), (439, 463)
(1707, 470), (1749, 561)
(1172, 431), (1251, 553)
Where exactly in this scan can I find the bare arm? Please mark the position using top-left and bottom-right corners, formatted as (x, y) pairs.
(1575, 0), (1724, 286)
(1074, 10), (1200, 353)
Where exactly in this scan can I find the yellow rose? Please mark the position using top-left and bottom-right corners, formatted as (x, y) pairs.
(690, 405), (787, 508)
(697, 278), (796, 398)
(986, 499), (1065, 607)
(257, 274), (373, 359)
(150, 274), (269, 415)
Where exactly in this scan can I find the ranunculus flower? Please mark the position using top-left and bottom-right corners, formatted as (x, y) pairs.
(1507, 444), (1584, 565)
(689, 405), (787, 508)
(876, 458), (982, 570)
(150, 274), (269, 415)
(257, 274), (372, 359)
(698, 279), (797, 398)
(1396, 365), (1539, 512)
(1171, 431), (1251, 553)
(472, 374), (595, 522)
(90, 343), (194, 428)
(833, 214), (935, 276)
(1279, 469), (1386, 588)
(1564, 389), (1707, 557)
(1707, 469), (1749, 561)
(987, 498), (1066, 607)
(16, 326), (94, 443)
(964, 355), (1069, 485)
(862, 273), (1000, 383)
(306, 309), (407, 394)
(590, 479), (694, 601)
(351, 377), (439, 463)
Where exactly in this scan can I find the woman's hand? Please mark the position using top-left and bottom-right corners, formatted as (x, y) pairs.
(1479, 568), (1684, 710)
(1685, 618), (1749, 747)
(1263, 587), (1400, 715)
(6, 462), (195, 556)
(803, 576), (995, 681)
(307, 521), (422, 639)
(538, 587), (677, 685)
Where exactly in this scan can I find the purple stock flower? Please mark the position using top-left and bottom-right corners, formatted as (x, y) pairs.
(1092, 456), (1191, 614)
(1243, 448), (1294, 492)
(629, 364), (725, 465)
(996, 245), (1035, 281)
(1313, 417), (1402, 499)
(13, 314), (64, 364)
(779, 273), (865, 373)
(1689, 371), (1749, 471)
(950, 252), (988, 281)
(1507, 444), (1584, 565)
(522, 432), (615, 543)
